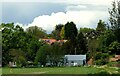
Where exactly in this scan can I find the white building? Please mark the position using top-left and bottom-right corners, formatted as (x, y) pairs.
(64, 55), (86, 66)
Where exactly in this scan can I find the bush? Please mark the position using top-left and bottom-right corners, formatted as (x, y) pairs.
(16, 56), (26, 67)
(94, 52), (109, 65)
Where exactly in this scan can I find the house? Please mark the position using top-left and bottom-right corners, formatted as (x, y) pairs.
(64, 55), (86, 66)
(40, 38), (57, 44)
(39, 38), (67, 45)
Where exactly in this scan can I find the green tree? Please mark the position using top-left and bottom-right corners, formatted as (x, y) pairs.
(35, 44), (50, 66)
(108, 41), (120, 54)
(79, 28), (94, 34)
(9, 49), (26, 67)
(76, 32), (88, 54)
(96, 20), (106, 33)
(60, 26), (65, 39)
(51, 24), (63, 40)
(2, 23), (42, 66)
(2, 23), (15, 66)
(49, 43), (64, 66)
(109, 0), (120, 42)
(64, 22), (78, 40)
(26, 26), (47, 39)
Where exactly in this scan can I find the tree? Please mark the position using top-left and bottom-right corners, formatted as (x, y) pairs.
(2, 23), (42, 66)
(49, 43), (64, 66)
(109, 0), (120, 42)
(60, 26), (65, 39)
(96, 20), (106, 33)
(2, 23), (15, 66)
(100, 30), (116, 47)
(26, 26), (47, 39)
(9, 49), (26, 67)
(76, 32), (88, 54)
(79, 28), (94, 34)
(51, 24), (63, 40)
(64, 22), (78, 40)
(35, 45), (50, 66)
(108, 41), (120, 54)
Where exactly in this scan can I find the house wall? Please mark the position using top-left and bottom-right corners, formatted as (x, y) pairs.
(65, 60), (86, 66)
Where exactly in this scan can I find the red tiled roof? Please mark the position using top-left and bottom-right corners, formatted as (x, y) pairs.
(42, 39), (57, 44)
(40, 38), (67, 44)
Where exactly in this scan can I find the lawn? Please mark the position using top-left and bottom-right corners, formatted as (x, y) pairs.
(2, 66), (120, 75)
(2, 66), (105, 74)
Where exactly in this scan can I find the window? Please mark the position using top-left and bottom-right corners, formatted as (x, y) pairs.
(71, 61), (74, 63)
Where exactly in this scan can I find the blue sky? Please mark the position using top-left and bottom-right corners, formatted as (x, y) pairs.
(2, 2), (66, 24)
(1, 0), (114, 33)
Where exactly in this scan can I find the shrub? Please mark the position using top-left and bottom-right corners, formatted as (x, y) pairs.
(94, 52), (109, 65)
(16, 56), (26, 67)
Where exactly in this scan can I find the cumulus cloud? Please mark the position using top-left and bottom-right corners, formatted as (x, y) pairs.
(11, 0), (113, 33)
(26, 10), (109, 33)
(15, 23), (28, 30)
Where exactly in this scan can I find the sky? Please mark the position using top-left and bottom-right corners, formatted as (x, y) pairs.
(1, 0), (114, 33)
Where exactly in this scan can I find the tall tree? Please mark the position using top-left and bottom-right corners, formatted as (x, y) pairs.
(96, 20), (106, 33)
(60, 26), (65, 39)
(76, 32), (88, 54)
(64, 22), (78, 40)
(51, 24), (63, 40)
(109, 0), (120, 42)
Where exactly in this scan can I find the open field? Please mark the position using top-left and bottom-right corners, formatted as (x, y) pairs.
(2, 66), (119, 74)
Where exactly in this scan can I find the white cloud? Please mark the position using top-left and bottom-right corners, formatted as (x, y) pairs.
(7, 0), (113, 33)
(15, 23), (28, 30)
(26, 10), (109, 33)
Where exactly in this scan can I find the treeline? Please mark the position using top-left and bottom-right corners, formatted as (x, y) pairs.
(1, 0), (120, 67)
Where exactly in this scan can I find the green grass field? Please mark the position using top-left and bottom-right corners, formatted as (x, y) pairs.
(2, 66), (119, 74)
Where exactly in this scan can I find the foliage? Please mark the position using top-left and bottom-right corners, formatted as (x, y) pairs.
(95, 30), (116, 53)
(96, 20), (106, 33)
(109, 0), (120, 30)
(108, 41), (120, 54)
(49, 43), (65, 66)
(79, 28), (94, 34)
(26, 26), (47, 39)
(76, 32), (88, 54)
(35, 44), (50, 66)
(64, 22), (78, 40)
(2, 23), (42, 66)
(16, 55), (26, 67)
(109, 0), (120, 42)
(35, 43), (65, 66)
(51, 24), (63, 40)
(60, 26), (65, 39)
(94, 52), (109, 65)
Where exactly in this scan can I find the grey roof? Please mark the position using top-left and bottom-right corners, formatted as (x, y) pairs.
(65, 55), (86, 60)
